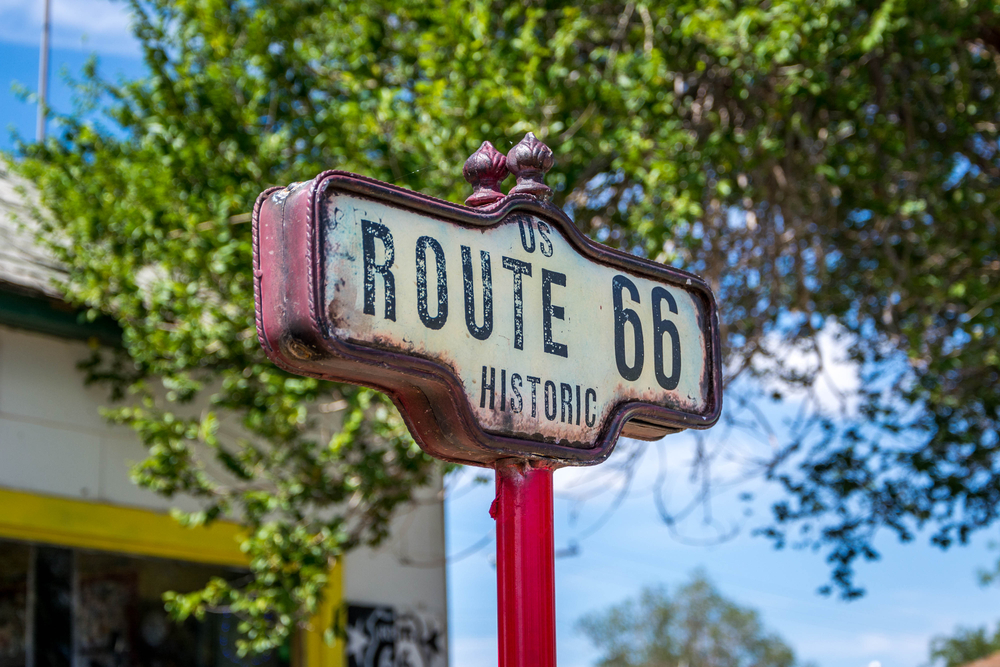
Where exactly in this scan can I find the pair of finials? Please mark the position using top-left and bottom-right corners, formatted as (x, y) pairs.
(463, 132), (555, 207)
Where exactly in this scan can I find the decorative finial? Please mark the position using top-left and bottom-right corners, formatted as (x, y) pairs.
(506, 132), (554, 201)
(463, 141), (509, 207)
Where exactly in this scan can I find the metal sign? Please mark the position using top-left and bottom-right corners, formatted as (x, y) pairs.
(253, 134), (721, 467)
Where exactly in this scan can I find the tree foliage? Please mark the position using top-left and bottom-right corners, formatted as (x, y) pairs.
(577, 572), (800, 667)
(8, 0), (1000, 652)
(929, 622), (1000, 667)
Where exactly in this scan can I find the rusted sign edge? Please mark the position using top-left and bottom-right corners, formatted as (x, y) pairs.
(253, 170), (723, 468)
(252, 183), (283, 358)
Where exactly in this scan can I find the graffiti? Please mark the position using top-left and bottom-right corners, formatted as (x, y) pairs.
(345, 605), (444, 667)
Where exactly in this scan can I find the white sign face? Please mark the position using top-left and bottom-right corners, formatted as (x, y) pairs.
(322, 193), (713, 448)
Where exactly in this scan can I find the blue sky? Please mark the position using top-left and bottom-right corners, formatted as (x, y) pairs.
(2, 2), (998, 666)
(0, 0), (141, 150)
(443, 329), (1000, 667)
(447, 432), (1000, 667)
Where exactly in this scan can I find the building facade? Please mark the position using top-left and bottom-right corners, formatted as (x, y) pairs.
(0, 168), (447, 667)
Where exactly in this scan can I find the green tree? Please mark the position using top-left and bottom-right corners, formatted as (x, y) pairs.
(929, 623), (1000, 667)
(577, 572), (800, 667)
(8, 0), (1000, 653)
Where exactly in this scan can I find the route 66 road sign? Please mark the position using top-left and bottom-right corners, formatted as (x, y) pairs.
(253, 154), (721, 468)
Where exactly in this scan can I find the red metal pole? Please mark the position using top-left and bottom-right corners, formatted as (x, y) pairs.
(492, 458), (556, 667)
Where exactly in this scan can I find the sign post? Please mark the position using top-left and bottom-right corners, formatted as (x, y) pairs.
(493, 459), (556, 667)
(252, 132), (722, 666)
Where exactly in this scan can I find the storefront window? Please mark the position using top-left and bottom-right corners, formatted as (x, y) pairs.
(0, 540), (289, 667)
(0, 543), (29, 667)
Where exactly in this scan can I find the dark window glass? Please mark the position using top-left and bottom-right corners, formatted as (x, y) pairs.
(34, 547), (73, 667)
(0, 539), (288, 667)
(76, 551), (288, 667)
(0, 541), (29, 667)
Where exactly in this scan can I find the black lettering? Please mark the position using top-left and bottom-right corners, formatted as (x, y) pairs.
(544, 381), (558, 421)
(362, 219), (395, 320)
(517, 216), (535, 253)
(575, 385), (581, 426)
(652, 287), (682, 390)
(536, 221), (554, 257)
(500, 369), (507, 412)
(502, 257), (532, 350)
(415, 235), (448, 329)
(542, 269), (568, 358)
(526, 376), (541, 418)
(511, 373), (523, 413)
(480, 366), (495, 410)
(612, 275), (644, 381)
(560, 383), (573, 423)
(585, 388), (597, 427)
(462, 246), (493, 340)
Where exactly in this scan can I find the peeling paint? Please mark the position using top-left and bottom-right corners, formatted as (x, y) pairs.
(271, 179), (309, 205)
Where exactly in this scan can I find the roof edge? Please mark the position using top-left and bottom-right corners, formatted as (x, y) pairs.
(0, 283), (121, 346)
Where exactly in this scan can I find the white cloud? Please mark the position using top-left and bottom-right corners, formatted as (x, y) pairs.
(797, 631), (930, 665)
(746, 321), (863, 415)
(0, 0), (138, 56)
(450, 636), (497, 667)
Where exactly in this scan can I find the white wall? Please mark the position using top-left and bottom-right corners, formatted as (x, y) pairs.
(0, 324), (160, 508)
(343, 486), (448, 618)
(0, 323), (448, 628)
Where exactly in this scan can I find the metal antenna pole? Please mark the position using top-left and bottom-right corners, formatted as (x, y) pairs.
(492, 459), (557, 667)
(36, 0), (51, 142)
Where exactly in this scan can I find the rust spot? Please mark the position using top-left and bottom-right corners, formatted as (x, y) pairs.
(282, 336), (318, 361)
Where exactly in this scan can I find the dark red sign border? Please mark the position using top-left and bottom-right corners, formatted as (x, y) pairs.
(253, 171), (722, 468)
